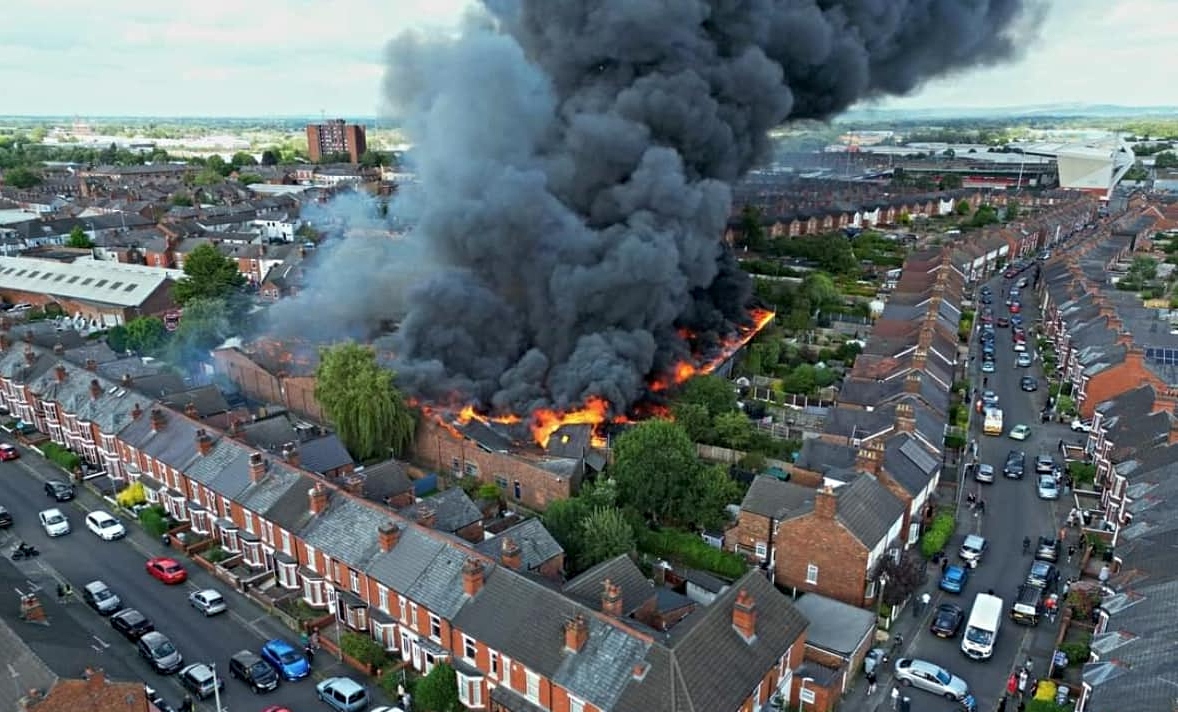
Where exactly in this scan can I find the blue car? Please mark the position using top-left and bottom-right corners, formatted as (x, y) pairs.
(939, 565), (970, 594)
(260, 638), (310, 681)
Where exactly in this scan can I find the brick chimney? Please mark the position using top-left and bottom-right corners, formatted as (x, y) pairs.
(601, 579), (623, 617)
(1151, 387), (1178, 416)
(462, 558), (485, 596)
(894, 402), (916, 434)
(52, 342), (64, 356)
(910, 349), (928, 374)
(855, 439), (884, 475)
(121, 373), (133, 388)
(85, 358), (97, 371)
(281, 442), (300, 467)
(416, 505), (437, 529)
(732, 589), (758, 641)
(131, 402), (142, 420)
(23, 346), (35, 365)
(308, 483), (329, 515)
(89, 378), (102, 399)
(228, 418), (242, 437)
(500, 537), (522, 570)
(54, 364), (67, 382)
(149, 407), (166, 432)
(814, 485), (837, 519)
(184, 401), (199, 419)
(196, 428), (213, 456)
(248, 452), (265, 483)
(564, 614), (589, 653)
(378, 522), (401, 552)
(905, 370), (922, 394)
(0, 333), (8, 352)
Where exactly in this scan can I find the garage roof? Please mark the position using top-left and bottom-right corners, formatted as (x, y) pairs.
(0, 256), (183, 307)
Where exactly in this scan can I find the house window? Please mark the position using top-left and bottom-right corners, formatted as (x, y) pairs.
(494, 475), (508, 489)
(243, 511), (255, 534)
(304, 544), (317, 572)
(372, 621), (399, 651)
(349, 569), (360, 594)
(457, 672), (484, 708)
(190, 509), (209, 535)
(302, 575), (325, 607)
(262, 521), (273, 545)
(220, 496), (232, 518)
(754, 542), (767, 560)
(242, 540), (264, 568)
(799, 688), (816, 704)
(280, 530), (292, 555)
(462, 635), (478, 661)
(399, 597), (407, 623)
(524, 670), (540, 703)
(450, 457), (461, 476)
(488, 650), (500, 679)
(410, 603), (419, 629)
(463, 462), (479, 478)
(569, 696), (585, 712)
(429, 614), (442, 641)
(500, 654), (512, 689)
(378, 586), (389, 613)
(865, 578), (877, 599)
(805, 564), (819, 585)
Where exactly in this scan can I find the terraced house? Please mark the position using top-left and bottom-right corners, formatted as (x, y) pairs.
(0, 330), (815, 712)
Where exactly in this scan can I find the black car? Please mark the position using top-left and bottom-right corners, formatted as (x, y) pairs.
(1035, 536), (1061, 563)
(929, 603), (965, 638)
(1004, 450), (1026, 479)
(1027, 560), (1060, 590)
(110, 608), (154, 641)
(229, 649), (280, 693)
(1021, 377), (1038, 392)
(0, 505), (12, 528)
(44, 480), (75, 501)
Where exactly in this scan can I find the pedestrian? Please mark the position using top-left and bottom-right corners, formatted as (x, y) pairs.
(305, 642), (316, 663)
(967, 491), (977, 508)
(1030, 679), (1040, 699)
(1063, 578), (1073, 596)
(1059, 526), (1067, 543)
(1018, 670), (1028, 696)
(1045, 594), (1058, 621)
(1099, 564), (1111, 584)
(1024, 657), (1034, 674)
(1068, 544), (1076, 563)
(310, 627), (321, 650)
(1006, 673), (1018, 697)
(941, 558), (949, 574)
(866, 670), (878, 695)
(920, 591), (931, 613)
(891, 686), (900, 710)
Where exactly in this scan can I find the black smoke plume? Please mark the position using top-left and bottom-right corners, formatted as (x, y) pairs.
(280, 0), (1038, 416)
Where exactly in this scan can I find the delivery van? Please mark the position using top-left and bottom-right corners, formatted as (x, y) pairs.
(961, 593), (1003, 660)
(983, 408), (1003, 436)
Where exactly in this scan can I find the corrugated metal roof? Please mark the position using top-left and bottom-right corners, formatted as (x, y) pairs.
(0, 256), (183, 307)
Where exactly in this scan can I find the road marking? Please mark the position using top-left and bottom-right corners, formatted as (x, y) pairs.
(92, 635), (110, 649)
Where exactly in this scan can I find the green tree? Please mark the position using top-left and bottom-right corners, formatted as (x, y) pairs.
(170, 193), (193, 207)
(230, 151), (257, 169)
(800, 272), (840, 311)
(578, 507), (636, 568)
(172, 243), (246, 305)
(65, 225), (94, 249)
(670, 402), (713, 443)
(611, 420), (730, 526)
(206, 154), (232, 176)
(237, 173), (264, 185)
(939, 173), (963, 190)
(315, 342), (416, 461)
(192, 169), (222, 186)
(713, 411), (754, 451)
(414, 662), (462, 712)
(106, 325), (129, 353)
(955, 199), (972, 215)
(969, 204), (999, 228)
(675, 375), (738, 418)
(1124, 163), (1148, 181)
(1154, 151), (1178, 169)
(359, 150), (385, 169)
(3, 167), (42, 189)
(738, 204), (767, 251)
(124, 316), (167, 354)
(543, 496), (590, 566)
(260, 149), (280, 166)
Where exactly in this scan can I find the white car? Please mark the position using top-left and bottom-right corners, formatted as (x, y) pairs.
(39, 508), (70, 537)
(1012, 341), (1027, 352)
(188, 589), (228, 616)
(85, 510), (127, 540)
(1009, 424), (1032, 441)
(1016, 352), (1033, 368)
(1071, 419), (1093, 433)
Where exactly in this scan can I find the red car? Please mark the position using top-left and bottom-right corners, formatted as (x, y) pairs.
(262, 708), (293, 712)
(1010, 302), (1021, 314)
(0, 444), (19, 461)
(145, 557), (187, 585)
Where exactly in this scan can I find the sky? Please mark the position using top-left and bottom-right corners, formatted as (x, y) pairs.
(1, 0), (1173, 118)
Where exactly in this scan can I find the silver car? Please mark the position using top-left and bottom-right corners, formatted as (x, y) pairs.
(974, 463), (995, 483)
(894, 658), (970, 701)
(1037, 474), (1060, 500)
(959, 534), (987, 565)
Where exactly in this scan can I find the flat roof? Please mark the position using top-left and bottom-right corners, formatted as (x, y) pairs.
(0, 256), (183, 307)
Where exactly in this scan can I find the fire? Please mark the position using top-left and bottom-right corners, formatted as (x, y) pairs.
(529, 396), (614, 449)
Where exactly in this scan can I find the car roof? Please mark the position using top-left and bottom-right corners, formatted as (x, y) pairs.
(325, 677), (364, 693)
(115, 608), (146, 620)
(265, 638), (294, 650)
(42, 507), (64, 516)
(232, 649), (263, 662)
(963, 534), (986, 546)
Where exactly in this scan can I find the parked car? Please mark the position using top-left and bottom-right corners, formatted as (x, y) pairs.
(996, 316), (1010, 328)
(81, 580), (122, 616)
(189, 589), (228, 616)
(1035, 537), (1061, 563)
(1012, 340), (1027, 352)
(1004, 451), (1026, 479)
(893, 658), (970, 701)
(1037, 474), (1060, 500)
(1020, 377), (1038, 392)
(44, 480), (75, 501)
(981, 358), (996, 374)
(1035, 454), (1056, 473)
(982, 390), (999, 408)
(974, 463), (995, 483)
(0, 443), (19, 461)
(1026, 560), (1060, 590)
(229, 649), (280, 693)
(1016, 352), (1033, 368)
(110, 608), (154, 641)
(316, 677), (369, 712)
(959, 534), (988, 565)
(85, 510), (127, 540)
(178, 663), (225, 700)
(138, 631), (184, 674)
(145, 557), (187, 585)
(939, 565), (970, 594)
(261, 639), (310, 681)
(930, 603), (965, 639)
(1009, 424), (1031, 441)
(1071, 419), (1093, 432)
(39, 508), (70, 537)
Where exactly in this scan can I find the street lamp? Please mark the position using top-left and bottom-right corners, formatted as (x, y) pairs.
(209, 663), (224, 712)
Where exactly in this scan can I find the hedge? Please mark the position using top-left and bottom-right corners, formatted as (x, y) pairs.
(637, 528), (748, 580)
(920, 513), (957, 559)
(138, 505), (170, 538)
(41, 442), (81, 472)
(340, 631), (391, 668)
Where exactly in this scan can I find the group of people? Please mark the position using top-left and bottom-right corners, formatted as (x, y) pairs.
(965, 491), (987, 516)
(299, 627), (322, 662)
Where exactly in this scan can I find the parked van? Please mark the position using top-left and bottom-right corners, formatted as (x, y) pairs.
(961, 593), (1003, 660)
(1010, 584), (1043, 626)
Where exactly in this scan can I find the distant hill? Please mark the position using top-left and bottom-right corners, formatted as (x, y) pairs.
(838, 103), (1178, 123)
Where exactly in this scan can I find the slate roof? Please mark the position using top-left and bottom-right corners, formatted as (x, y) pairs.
(739, 476), (816, 520)
(837, 377), (907, 408)
(882, 433), (940, 496)
(824, 406), (894, 441)
(365, 525), (474, 619)
(25, 358), (139, 435)
(118, 407), (200, 465)
(473, 518), (564, 572)
(563, 555), (655, 615)
(402, 487), (481, 534)
(160, 385), (231, 418)
(833, 474), (905, 546)
(297, 435), (354, 474)
(300, 493), (385, 568)
(794, 439), (856, 475)
(791, 593), (876, 657)
(62, 341), (121, 367)
(352, 460), (414, 504)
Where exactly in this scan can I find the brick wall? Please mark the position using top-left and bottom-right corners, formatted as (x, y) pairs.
(725, 510), (772, 559)
(281, 376), (323, 421)
(1079, 350), (1165, 419)
(214, 348), (284, 406)
(774, 511), (869, 607)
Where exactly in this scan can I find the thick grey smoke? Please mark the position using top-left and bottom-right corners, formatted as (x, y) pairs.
(293, 0), (1038, 415)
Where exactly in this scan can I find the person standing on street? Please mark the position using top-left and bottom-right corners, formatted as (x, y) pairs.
(919, 591), (931, 614)
(1068, 544), (1077, 563)
(891, 686), (900, 710)
(866, 670), (878, 695)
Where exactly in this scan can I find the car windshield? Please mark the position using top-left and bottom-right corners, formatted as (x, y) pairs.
(163, 564), (181, 574)
(934, 669), (951, 685)
(251, 663), (271, 677)
(95, 589), (113, 600)
(154, 641), (176, 656)
(278, 650), (302, 664)
(46, 513), (64, 524)
(966, 627), (993, 645)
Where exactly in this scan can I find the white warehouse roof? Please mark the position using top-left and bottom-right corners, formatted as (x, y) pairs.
(0, 257), (184, 308)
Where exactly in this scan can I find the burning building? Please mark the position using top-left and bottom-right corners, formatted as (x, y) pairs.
(212, 337), (325, 422)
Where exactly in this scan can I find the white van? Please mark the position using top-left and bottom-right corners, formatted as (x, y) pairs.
(961, 593), (1003, 660)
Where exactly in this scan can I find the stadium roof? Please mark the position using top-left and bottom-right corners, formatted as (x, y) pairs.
(0, 257), (183, 307)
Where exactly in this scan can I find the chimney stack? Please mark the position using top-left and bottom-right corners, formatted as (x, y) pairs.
(54, 364), (67, 382)
(89, 378), (102, 399)
(248, 452), (265, 483)
(416, 505), (437, 529)
(121, 373), (133, 388)
(131, 402), (143, 420)
(149, 407), (166, 432)
(23, 346), (35, 365)
(228, 418), (242, 437)
(564, 614), (589, 653)
(500, 537), (522, 571)
(601, 579), (623, 617)
(815, 486), (837, 519)
(309, 483), (329, 515)
(85, 358), (97, 371)
(282, 442), (300, 467)
(855, 439), (883, 474)
(905, 370), (921, 394)
(53, 342), (64, 356)
(732, 589), (757, 641)
(0, 333), (11, 352)
(196, 428), (213, 456)
(894, 402), (916, 434)
(462, 558), (485, 596)
(378, 522), (401, 552)
(184, 401), (199, 419)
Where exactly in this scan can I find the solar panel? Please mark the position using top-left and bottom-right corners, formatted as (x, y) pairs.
(1146, 346), (1178, 365)
(900, 437), (939, 474)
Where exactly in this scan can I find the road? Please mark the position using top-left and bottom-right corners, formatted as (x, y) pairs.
(0, 447), (342, 712)
(894, 268), (1073, 712)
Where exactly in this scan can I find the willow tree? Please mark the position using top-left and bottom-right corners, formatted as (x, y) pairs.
(314, 342), (415, 461)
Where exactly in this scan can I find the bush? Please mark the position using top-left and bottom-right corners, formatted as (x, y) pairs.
(116, 482), (147, 508)
(1059, 637), (1091, 665)
(944, 432), (966, 451)
(636, 528), (747, 580)
(377, 668), (405, 698)
(475, 483), (501, 501)
(340, 631), (389, 668)
(138, 505), (169, 537)
(920, 513), (956, 559)
(41, 442), (81, 472)
(1068, 461), (1096, 486)
(203, 545), (229, 564)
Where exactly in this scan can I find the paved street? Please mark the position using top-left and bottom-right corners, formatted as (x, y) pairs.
(0, 443), (392, 712)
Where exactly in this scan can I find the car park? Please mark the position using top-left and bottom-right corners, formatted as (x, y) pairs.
(1020, 377), (1038, 392)
(1035, 537), (1061, 562)
(1016, 352), (1033, 368)
(44, 480), (75, 501)
(930, 603), (965, 639)
(178, 663), (225, 700)
(1004, 450), (1026, 479)
(1037, 475), (1060, 500)
(189, 589), (228, 616)
(959, 534), (988, 565)
(229, 649), (281, 693)
(939, 565), (970, 594)
(0, 443), (19, 460)
(146, 557), (188, 585)
(1026, 560), (1060, 590)
(893, 658), (970, 701)
(39, 507), (71, 536)
(974, 463), (995, 483)
(81, 580), (122, 615)
(110, 608), (154, 641)
(85, 510), (127, 540)
(316, 677), (370, 712)
(138, 631), (184, 674)
(1009, 424), (1031, 441)
(261, 638), (310, 681)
